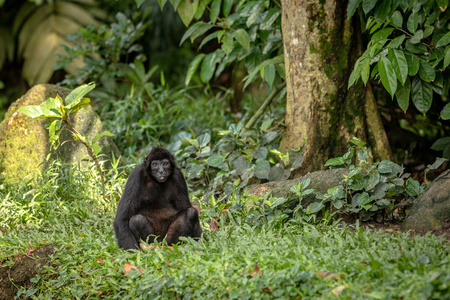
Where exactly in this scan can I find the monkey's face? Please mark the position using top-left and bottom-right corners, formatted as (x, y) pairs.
(150, 159), (173, 182)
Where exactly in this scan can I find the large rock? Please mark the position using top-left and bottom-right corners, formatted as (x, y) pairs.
(0, 84), (121, 181)
(402, 169), (450, 231)
(248, 169), (348, 206)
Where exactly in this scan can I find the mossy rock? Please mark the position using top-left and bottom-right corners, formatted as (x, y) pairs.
(402, 170), (450, 231)
(0, 84), (121, 181)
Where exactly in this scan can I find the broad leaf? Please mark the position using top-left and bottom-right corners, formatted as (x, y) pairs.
(418, 61), (435, 82)
(221, 32), (234, 56)
(223, 0), (233, 17)
(431, 137), (450, 151)
(436, 31), (450, 47)
(444, 46), (450, 70)
(307, 202), (324, 214)
(441, 103), (450, 120)
(207, 154), (224, 168)
(65, 82), (95, 109)
(180, 22), (213, 46)
(197, 133), (211, 147)
(362, 0), (376, 14)
(255, 159), (270, 179)
(185, 53), (205, 86)
(411, 76), (432, 114)
(410, 30), (423, 44)
(405, 178), (420, 196)
(210, 0), (221, 24)
(177, 0), (198, 27)
(234, 29), (250, 52)
(391, 11), (403, 28)
(395, 77), (410, 112)
(325, 157), (346, 166)
(92, 131), (114, 145)
(200, 52), (218, 83)
(388, 48), (408, 85)
(378, 56), (397, 98)
(263, 64), (276, 87)
(405, 54), (419, 75)
(347, 0), (362, 19)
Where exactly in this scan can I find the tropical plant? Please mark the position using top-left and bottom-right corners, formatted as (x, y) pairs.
(0, 0), (103, 85)
(17, 83), (113, 197)
(347, 0), (450, 119)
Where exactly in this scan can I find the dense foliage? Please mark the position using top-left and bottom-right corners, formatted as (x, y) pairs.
(0, 162), (449, 299)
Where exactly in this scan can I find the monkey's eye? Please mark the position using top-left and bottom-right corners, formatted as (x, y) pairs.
(151, 162), (159, 168)
(163, 161), (170, 167)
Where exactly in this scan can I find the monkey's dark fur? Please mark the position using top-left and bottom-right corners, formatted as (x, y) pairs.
(113, 148), (202, 250)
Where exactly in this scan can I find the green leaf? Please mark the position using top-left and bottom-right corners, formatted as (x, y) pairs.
(388, 49), (408, 85)
(361, 58), (370, 84)
(436, 31), (450, 47)
(69, 98), (90, 114)
(255, 160), (270, 179)
(177, 0), (199, 27)
(406, 54), (420, 75)
(200, 52), (218, 83)
(395, 77), (410, 112)
(135, 0), (146, 8)
(357, 192), (371, 206)
(234, 29), (250, 52)
(431, 137), (450, 151)
(389, 35), (405, 48)
(184, 137), (199, 148)
(425, 157), (448, 172)
(378, 160), (403, 175)
(347, 0), (362, 19)
(371, 28), (394, 43)
(444, 46), (450, 70)
(418, 61), (436, 82)
(307, 202), (324, 214)
(232, 156), (250, 175)
(423, 26), (434, 38)
(207, 153), (224, 168)
(411, 76), (432, 114)
(157, 0), (168, 10)
(378, 56), (397, 98)
(210, 0), (221, 24)
(222, 0), (233, 17)
(407, 12), (418, 33)
(197, 133), (211, 147)
(271, 197), (289, 209)
(65, 82), (95, 109)
(261, 9), (281, 30)
(180, 22), (213, 46)
(391, 11), (403, 27)
(362, 0), (376, 14)
(440, 103), (450, 120)
(325, 157), (346, 166)
(92, 131), (114, 145)
(185, 53), (205, 86)
(405, 178), (420, 196)
(263, 64), (276, 87)
(348, 59), (363, 88)
(221, 32), (234, 56)
(410, 29), (423, 44)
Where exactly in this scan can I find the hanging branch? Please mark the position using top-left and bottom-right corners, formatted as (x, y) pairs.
(241, 83), (286, 135)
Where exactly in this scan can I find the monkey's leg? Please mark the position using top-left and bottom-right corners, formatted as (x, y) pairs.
(129, 214), (155, 244)
(166, 207), (202, 245)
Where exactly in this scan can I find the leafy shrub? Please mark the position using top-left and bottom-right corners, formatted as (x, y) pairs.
(171, 119), (302, 205)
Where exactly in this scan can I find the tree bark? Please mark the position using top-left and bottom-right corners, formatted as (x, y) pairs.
(280, 0), (392, 175)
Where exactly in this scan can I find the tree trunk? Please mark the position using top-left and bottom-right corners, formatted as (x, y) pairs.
(280, 0), (392, 175)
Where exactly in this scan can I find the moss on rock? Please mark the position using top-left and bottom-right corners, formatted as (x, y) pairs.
(0, 84), (121, 181)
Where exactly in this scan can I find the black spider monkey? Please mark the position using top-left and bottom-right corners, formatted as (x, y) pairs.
(114, 148), (202, 250)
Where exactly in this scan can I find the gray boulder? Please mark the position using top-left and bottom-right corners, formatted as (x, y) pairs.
(402, 169), (450, 231)
(0, 84), (121, 181)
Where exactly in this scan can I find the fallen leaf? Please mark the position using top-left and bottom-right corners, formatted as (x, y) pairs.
(250, 263), (262, 277)
(316, 270), (340, 281)
(97, 258), (104, 263)
(210, 218), (219, 231)
(331, 285), (347, 296)
(123, 263), (143, 275)
(262, 286), (272, 294)
(193, 204), (201, 213)
(140, 244), (174, 250)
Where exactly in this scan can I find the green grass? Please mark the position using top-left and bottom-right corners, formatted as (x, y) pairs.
(0, 162), (448, 299)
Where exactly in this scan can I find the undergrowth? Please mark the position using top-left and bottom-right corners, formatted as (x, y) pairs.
(0, 161), (448, 299)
